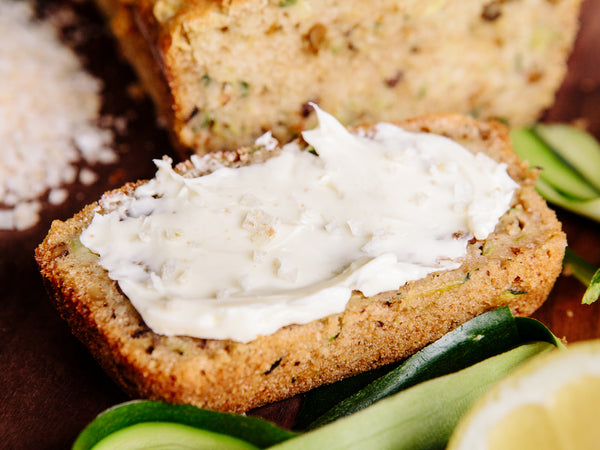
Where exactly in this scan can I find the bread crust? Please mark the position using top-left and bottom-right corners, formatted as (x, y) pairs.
(93, 0), (581, 156)
(36, 114), (566, 413)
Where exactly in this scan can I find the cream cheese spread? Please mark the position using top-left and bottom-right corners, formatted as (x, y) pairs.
(80, 107), (518, 343)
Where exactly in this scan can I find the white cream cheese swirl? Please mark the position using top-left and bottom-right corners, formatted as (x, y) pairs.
(80, 107), (518, 343)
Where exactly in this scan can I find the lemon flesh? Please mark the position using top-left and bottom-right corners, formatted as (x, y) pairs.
(448, 340), (600, 450)
(489, 376), (600, 450)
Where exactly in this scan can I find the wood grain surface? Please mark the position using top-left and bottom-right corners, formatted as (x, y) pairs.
(1, 1), (598, 448)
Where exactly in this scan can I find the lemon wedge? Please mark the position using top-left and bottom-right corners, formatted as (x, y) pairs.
(447, 340), (600, 450)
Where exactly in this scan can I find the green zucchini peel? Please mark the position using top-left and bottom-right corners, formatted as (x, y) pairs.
(510, 124), (600, 223)
(72, 400), (296, 450)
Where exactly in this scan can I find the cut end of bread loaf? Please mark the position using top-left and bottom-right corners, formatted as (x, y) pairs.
(36, 114), (566, 413)
(95, 0), (580, 156)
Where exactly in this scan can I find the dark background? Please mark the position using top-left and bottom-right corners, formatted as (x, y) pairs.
(1, 0), (599, 448)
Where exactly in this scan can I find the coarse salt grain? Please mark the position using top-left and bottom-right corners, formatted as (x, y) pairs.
(0, 0), (118, 230)
(79, 168), (99, 186)
(48, 188), (69, 205)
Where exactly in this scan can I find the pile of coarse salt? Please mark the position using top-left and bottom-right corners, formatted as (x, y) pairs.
(0, 0), (118, 230)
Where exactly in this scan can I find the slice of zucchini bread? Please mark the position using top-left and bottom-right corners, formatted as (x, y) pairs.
(95, 0), (580, 156)
(36, 113), (566, 413)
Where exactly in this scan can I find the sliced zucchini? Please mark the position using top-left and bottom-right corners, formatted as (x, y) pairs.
(73, 401), (296, 450)
(510, 128), (599, 200)
(533, 123), (600, 192)
(91, 422), (258, 450)
(535, 177), (600, 222)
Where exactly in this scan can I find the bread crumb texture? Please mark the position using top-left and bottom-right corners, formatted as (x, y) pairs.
(96, 0), (581, 154)
(36, 114), (566, 413)
(0, 1), (117, 231)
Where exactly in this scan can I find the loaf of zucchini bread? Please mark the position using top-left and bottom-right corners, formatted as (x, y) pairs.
(36, 112), (566, 413)
(94, 0), (580, 156)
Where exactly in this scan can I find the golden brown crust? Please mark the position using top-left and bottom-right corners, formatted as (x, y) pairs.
(95, 0), (174, 128)
(36, 114), (566, 413)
